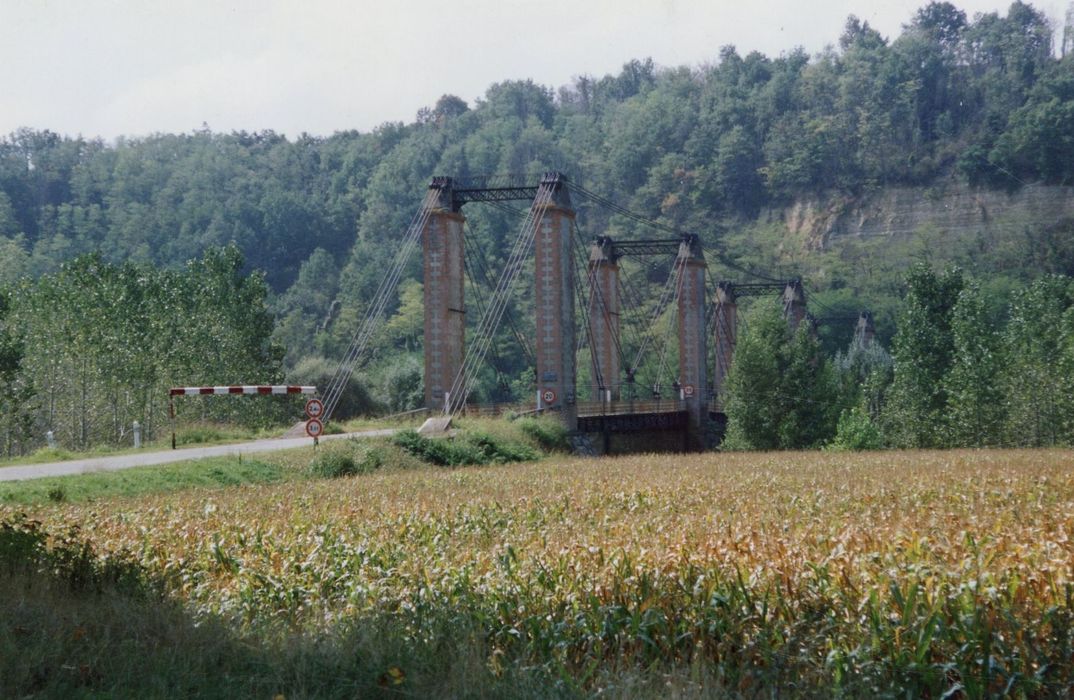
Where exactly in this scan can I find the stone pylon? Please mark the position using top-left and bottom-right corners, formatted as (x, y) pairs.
(676, 235), (707, 445)
(534, 172), (577, 431)
(423, 177), (465, 412)
(587, 236), (620, 402)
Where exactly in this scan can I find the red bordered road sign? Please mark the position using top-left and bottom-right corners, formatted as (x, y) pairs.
(683, 384), (695, 397)
(305, 398), (324, 419)
(542, 389), (557, 404)
(305, 418), (324, 438)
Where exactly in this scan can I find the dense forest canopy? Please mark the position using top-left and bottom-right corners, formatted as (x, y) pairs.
(2, 1), (1074, 450)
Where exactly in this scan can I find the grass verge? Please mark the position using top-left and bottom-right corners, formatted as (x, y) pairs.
(0, 457), (287, 506)
(0, 415), (563, 505)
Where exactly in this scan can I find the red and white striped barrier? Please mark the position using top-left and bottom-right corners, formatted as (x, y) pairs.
(169, 385), (316, 396)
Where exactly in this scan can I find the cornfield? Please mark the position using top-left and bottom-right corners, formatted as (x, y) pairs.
(6, 448), (1074, 696)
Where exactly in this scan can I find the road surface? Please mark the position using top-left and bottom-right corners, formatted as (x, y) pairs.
(0, 428), (398, 482)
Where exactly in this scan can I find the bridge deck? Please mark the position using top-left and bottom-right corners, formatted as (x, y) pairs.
(405, 399), (725, 427)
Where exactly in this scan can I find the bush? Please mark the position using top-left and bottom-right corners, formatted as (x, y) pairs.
(828, 407), (884, 451)
(468, 432), (539, 463)
(307, 445), (383, 478)
(517, 417), (569, 452)
(391, 430), (538, 467)
(392, 431), (472, 466)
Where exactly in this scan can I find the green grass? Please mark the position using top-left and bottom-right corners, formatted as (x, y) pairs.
(0, 456), (289, 506)
(0, 424), (286, 468)
(0, 416), (562, 506)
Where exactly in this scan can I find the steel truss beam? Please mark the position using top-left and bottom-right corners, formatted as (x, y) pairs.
(592, 235), (696, 260)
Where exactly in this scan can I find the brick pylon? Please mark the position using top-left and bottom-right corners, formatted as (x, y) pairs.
(587, 236), (620, 402)
(534, 173), (577, 431)
(423, 179), (466, 412)
(676, 235), (707, 445)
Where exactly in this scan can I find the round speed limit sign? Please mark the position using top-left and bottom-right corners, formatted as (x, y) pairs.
(305, 398), (324, 419)
(683, 384), (695, 397)
(305, 418), (324, 439)
(542, 389), (557, 404)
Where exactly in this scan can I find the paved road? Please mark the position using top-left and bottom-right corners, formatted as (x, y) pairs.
(0, 429), (398, 482)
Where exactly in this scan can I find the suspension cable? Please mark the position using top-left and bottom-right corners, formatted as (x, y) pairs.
(462, 224), (515, 393)
(321, 188), (438, 422)
(627, 250), (681, 376)
(464, 202), (536, 366)
(444, 184), (556, 415)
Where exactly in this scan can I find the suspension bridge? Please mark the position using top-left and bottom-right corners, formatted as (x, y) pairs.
(318, 172), (875, 453)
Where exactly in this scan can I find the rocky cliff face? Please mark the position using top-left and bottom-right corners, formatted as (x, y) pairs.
(781, 181), (1074, 249)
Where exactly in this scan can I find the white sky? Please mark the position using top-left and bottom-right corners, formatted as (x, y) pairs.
(0, 0), (1068, 141)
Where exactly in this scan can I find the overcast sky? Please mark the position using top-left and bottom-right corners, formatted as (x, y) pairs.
(1, 0), (1068, 141)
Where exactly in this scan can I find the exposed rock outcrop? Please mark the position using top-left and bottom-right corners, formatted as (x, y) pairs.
(782, 181), (1074, 249)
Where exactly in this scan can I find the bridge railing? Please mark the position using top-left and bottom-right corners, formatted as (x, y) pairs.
(379, 398), (704, 423)
(576, 399), (686, 416)
(457, 403), (530, 418)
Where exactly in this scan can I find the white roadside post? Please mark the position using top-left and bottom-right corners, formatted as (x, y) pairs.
(133, 421), (141, 449)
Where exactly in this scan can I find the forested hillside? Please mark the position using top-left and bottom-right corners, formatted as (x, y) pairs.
(2, 1), (1073, 443)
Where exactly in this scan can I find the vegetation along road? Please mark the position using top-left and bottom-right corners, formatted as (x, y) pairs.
(0, 428), (397, 482)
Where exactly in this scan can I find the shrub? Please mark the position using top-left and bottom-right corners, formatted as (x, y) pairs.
(468, 432), (538, 463)
(517, 417), (570, 452)
(391, 430), (538, 467)
(392, 430), (473, 466)
(307, 445), (383, 478)
(828, 407), (884, 451)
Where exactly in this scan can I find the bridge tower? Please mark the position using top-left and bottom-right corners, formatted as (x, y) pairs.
(783, 278), (807, 332)
(534, 173), (577, 431)
(713, 281), (737, 407)
(587, 236), (620, 402)
(423, 177), (466, 412)
(854, 310), (875, 349)
(676, 235), (707, 445)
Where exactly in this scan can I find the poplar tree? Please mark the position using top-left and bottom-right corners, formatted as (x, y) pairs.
(883, 264), (964, 448)
(944, 280), (1005, 446)
(1001, 275), (1074, 446)
(723, 300), (837, 450)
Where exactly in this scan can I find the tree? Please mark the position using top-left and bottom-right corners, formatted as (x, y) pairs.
(7, 247), (284, 450)
(723, 303), (783, 449)
(883, 264), (964, 448)
(1001, 275), (1074, 446)
(0, 288), (34, 456)
(944, 279), (1005, 446)
(723, 300), (838, 450)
